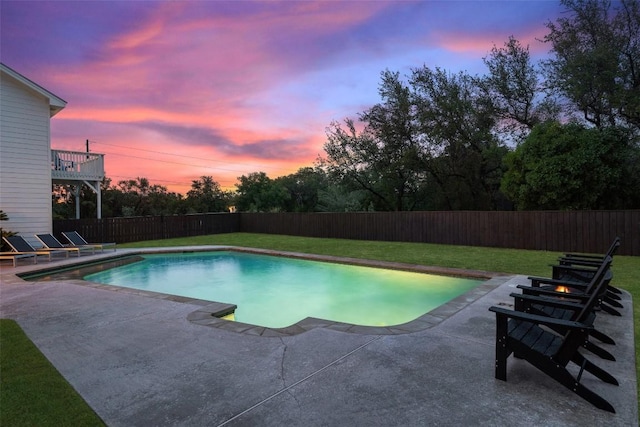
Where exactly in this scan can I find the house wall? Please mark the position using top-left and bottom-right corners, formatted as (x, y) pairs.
(0, 71), (53, 243)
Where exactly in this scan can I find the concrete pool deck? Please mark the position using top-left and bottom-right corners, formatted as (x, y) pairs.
(1, 247), (637, 426)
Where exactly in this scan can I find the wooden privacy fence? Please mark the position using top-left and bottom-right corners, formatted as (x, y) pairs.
(54, 213), (239, 244)
(54, 210), (639, 255)
(240, 211), (639, 256)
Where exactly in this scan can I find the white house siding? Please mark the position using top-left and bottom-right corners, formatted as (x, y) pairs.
(0, 72), (54, 243)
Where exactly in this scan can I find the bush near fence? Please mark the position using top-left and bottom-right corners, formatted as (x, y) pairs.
(53, 210), (640, 256)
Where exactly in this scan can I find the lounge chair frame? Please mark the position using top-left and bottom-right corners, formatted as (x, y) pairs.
(35, 233), (95, 256)
(3, 236), (69, 260)
(0, 251), (37, 266)
(61, 231), (116, 252)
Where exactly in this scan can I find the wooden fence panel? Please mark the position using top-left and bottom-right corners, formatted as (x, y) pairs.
(54, 210), (639, 255)
(238, 211), (639, 255)
(54, 213), (240, 244)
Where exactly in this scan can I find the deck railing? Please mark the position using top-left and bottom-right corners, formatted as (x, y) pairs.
(51, 149), (104, 181)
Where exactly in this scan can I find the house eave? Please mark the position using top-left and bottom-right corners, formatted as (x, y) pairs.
(1, 63), (67, 117)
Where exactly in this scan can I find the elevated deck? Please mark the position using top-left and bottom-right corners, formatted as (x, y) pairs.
(51, 149), (104, 183)
(51, 149), (105, 218)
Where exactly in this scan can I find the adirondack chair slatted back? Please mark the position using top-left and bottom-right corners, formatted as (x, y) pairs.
(579, 264), (613, 296)
(554, 257), (614, 285)
(605, 237), (621, 258)
(611, 239), (621, 256)
(561, 238), (620, 267)
(554, 256), (612, 364)
(575, 263), (613, 298)
(570, 256), (612, 323)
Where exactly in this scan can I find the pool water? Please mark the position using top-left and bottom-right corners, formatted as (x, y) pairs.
(84, 251), (481, 328)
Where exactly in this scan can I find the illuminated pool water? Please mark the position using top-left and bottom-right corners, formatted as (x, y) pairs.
(84, 251), (481, 328)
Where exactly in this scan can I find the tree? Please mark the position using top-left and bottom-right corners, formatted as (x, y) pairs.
(315, 185), (369, 212)
(52, 178), (114, 219)
(116, 177), (181, 216)
(482, 36), (560, 142)
(234, 172), (289, 212)
(411, 66), (508, 210)
(322, 67), (511, 211)
(501, 121), (640, 209)
(323, 71), (427, 211)
(274, 167), (329, 212)
(101, 178), (130, 217)
(186, 176), (230, 213)
(543, 0), (640, 131)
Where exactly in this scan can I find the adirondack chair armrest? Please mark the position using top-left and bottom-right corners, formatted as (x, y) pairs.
(489, 306), (593, 330)
(551, 264), (598, 273)
(562, 253), (605, 260)
(526, 276), (587, 288)
(510, 292), (588, 311)
(551, 265), (595, 281)
(558, 258), (604, 267)
(517, 284), (590, 298)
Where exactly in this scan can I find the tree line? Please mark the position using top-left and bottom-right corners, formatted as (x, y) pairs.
(53, 0), (640, 218)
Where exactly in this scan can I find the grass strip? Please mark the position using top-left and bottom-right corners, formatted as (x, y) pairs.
(0, 319), (105, 427)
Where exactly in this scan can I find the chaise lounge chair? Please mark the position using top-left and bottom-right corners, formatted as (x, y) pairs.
(3, 235), (69, 261)
(489, 256), (618, 413)
(35, 233), (95, 256)
(61, 231), (116, 252)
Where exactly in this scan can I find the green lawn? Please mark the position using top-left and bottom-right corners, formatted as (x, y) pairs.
(3, 232), (637, 423)
(0, 319), (105, 426)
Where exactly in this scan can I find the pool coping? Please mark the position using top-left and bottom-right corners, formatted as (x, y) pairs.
(14, 245), (512, 337)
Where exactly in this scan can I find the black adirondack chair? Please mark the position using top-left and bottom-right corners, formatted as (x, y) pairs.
(526, 255), (621, 318)
(517, 257), (616, 346)
(512, 257), (615, 361)
(489, 256), (618, 413)
(559, 237), (620, 265)
(555, 237), (622, 297)
(552, 262), (623, 313)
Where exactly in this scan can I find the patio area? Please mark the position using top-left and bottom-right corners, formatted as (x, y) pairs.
(0, 248), (637, 426)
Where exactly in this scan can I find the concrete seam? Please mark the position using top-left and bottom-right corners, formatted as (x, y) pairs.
(217, 335), (382, 426)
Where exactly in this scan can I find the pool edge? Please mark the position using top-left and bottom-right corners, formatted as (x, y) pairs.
(187, 273), (510, 337)
(10, 245), (512, 337)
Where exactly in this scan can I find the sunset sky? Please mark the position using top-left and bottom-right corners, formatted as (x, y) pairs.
(2, 1), (564, 194)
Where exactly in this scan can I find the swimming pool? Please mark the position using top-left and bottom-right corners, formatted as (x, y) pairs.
(83, 251), (482, 328)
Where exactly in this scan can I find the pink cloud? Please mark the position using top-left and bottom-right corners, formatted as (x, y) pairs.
(21, 0), (563, 195)
(44, 2), (384, 193)
(430, 24), (551, 59)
